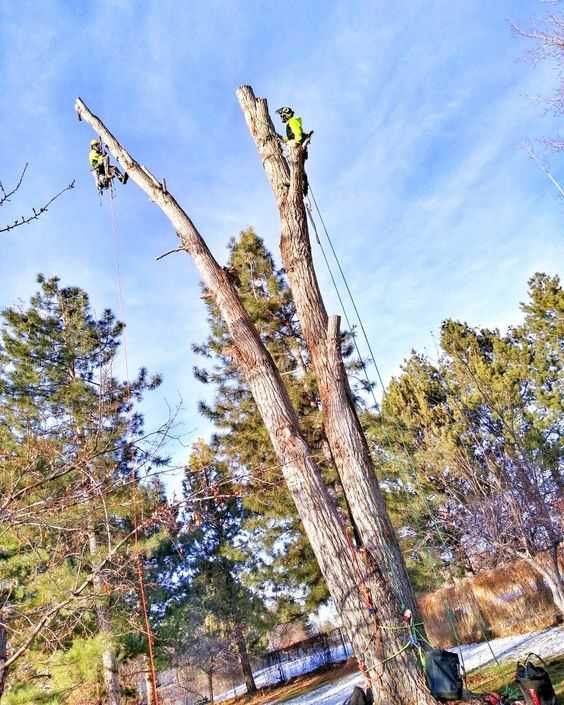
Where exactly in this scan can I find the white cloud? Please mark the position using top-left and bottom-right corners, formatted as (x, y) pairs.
(1, 0), (563, 497)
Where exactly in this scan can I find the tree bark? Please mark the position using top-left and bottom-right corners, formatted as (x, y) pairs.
(88, 525), (121, 705)
(237, 86), (435, 704)
(74, 97), (437, 705)
(207, 669), (214, 704)
(0, 622), (7, 699)
(234, 625), (257, 694)
(142, 654), (154, 705)
(525, 548), (564, 618)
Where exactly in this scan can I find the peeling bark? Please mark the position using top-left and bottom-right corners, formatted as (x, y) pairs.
(73, 98), (437, 704)
(237, 85), (437, 705)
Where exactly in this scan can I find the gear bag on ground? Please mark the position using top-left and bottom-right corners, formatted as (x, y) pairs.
(516, 654), (559, 705)
(342, 686), (373, 705)
(425, 649), (463, 700)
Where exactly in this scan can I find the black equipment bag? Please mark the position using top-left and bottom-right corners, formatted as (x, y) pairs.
(516, 653), (559, 705)
(342, 686), (372, 705)
(425, 649), (463, 700)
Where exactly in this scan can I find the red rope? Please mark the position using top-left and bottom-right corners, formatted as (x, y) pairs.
(109, 195), (161, 705)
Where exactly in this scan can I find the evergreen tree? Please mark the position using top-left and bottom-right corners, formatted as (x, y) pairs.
(193, 229), (334, 612)
(0, 275), (169, 704)
(158, 440), (271, 697)
(375, 273), (563, 608)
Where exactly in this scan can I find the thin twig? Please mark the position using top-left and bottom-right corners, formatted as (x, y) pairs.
(1, 180), (76, 234)
(156, 246), (185, 261)
(0, 163), (29, 206)
(525, 142), (564, 199)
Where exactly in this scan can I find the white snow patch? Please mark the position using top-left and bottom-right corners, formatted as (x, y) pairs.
(227, 626), (564, 705)
(451, 626), (564, 673)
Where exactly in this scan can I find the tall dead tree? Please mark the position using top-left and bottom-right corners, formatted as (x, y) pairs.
(236, 84), (431, 679)
(74, 98), (437, 705)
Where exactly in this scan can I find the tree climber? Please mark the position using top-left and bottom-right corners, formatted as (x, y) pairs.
(89, 139), (128, 193)
(276, 106), (306, 144)
(275, 106), (311, 196)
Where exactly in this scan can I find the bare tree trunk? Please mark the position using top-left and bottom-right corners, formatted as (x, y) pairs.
(88, 526), (121, 705)
(74, 98), (437, 705)
(207, 670), (214, 704)
(0, 622), (7, 699)
(236, 86), (433, 702)
(234, 625), (257, 694)
(525, 548), (564, 618)
(142, 655), (154, 705)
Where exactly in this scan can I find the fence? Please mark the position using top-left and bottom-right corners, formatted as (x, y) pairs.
(253, 627), (353, 687)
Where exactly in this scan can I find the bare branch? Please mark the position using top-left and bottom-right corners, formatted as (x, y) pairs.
(0, 179), (75, 234)
(525, 141), (564, 198)
(156, 245), (186, 261)
(0, 163), (29, 206)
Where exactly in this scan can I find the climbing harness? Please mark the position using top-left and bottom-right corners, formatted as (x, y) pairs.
(91, 138), (128, 197)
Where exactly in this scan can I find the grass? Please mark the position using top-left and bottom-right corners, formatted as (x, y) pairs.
(222, 654), (564, 705)
(465, 655), (564, 701)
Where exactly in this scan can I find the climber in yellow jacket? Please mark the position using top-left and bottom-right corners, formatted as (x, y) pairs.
(276, 106), (307, 144)
(89, 140), (128, 193)
(275, 106), (311, 195)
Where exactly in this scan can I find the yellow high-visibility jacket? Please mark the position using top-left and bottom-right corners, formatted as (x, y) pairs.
(89, 148), (104, 169)
(285, 116), (304, 144)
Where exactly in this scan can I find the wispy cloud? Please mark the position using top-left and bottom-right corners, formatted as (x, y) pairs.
(1, 0), (562, 495)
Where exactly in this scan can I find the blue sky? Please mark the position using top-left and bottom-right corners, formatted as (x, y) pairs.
(1, 1), (563, 495)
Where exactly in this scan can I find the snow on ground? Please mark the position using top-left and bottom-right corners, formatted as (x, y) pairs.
(450, 625), (564, 673)
(253, 626), (564, 705)
(216, 645), (353, 700)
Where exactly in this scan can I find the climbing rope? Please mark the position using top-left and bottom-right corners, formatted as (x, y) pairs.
(380, 611), (429, 669)
(107, 193), (161, 705)
(304, 182), (504, 674)
(305, 199), (380, 411)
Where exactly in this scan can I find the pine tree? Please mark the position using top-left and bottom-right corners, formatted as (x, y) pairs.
(376, 273), (563, 610)
(158, 440), (271, 697)
(367, 353), (470, 589)
(0, 275), (169, 703)
(193, 229), (335, 612)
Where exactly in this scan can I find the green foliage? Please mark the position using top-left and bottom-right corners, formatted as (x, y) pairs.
(192, 229), (332, 611)
(4, 637), (106, 705)
(372, 273), (563, 586)
(158, 440), (271, 680)
(0, 275), (168, 699)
